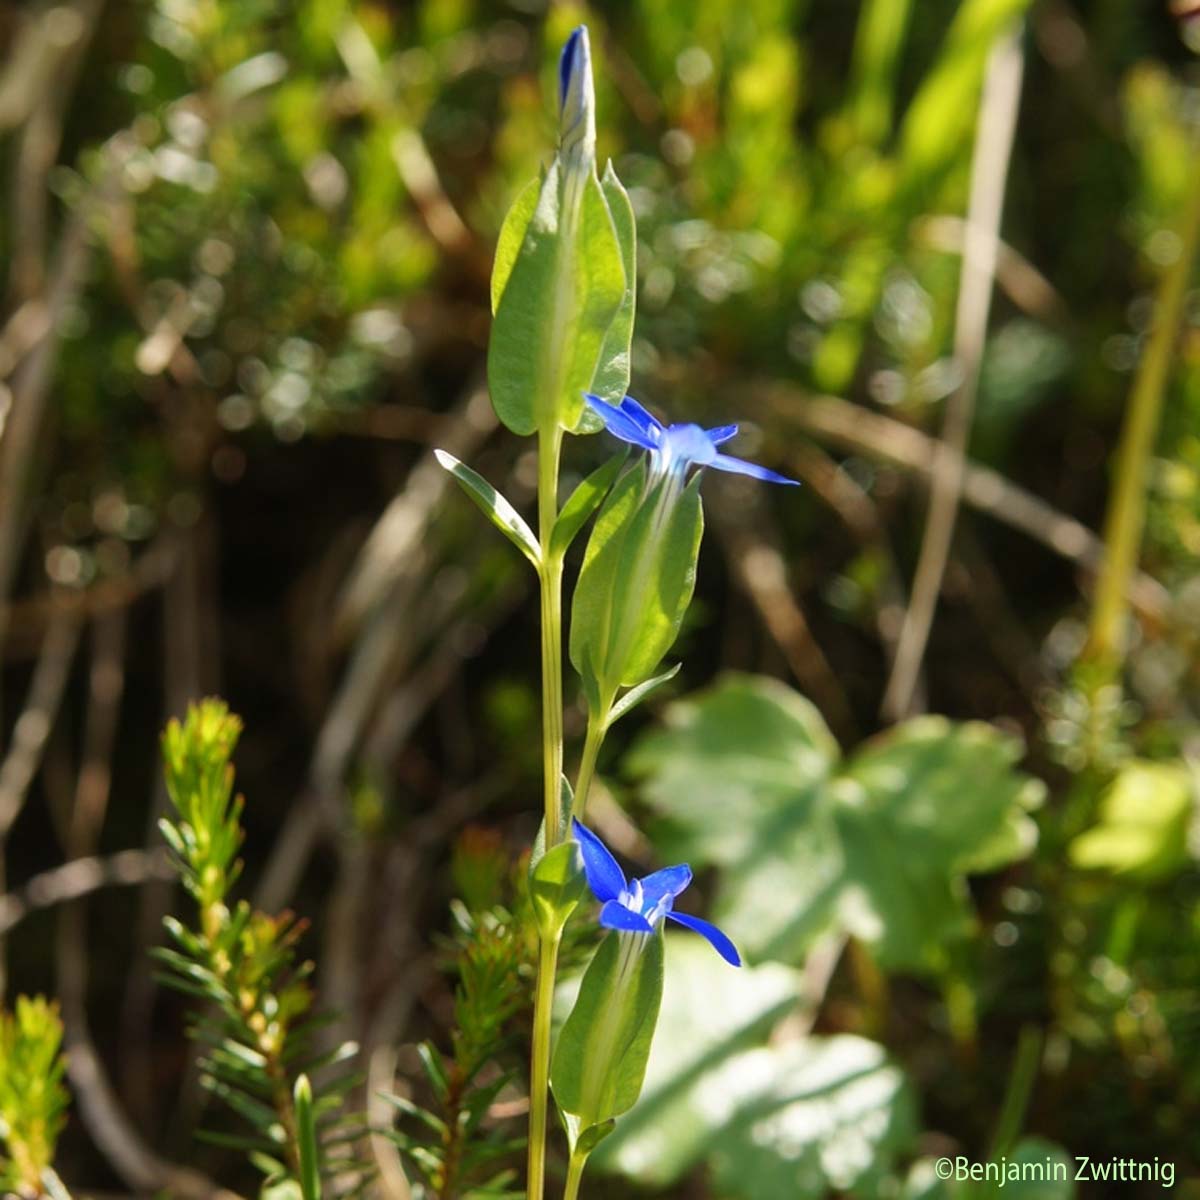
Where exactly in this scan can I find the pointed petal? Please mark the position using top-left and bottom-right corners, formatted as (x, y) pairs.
(639, 864), (693, 910)
(705, 424), (739, 446)
(600, 900), (655, 934)
(559, 27), (586, 110)
(711, 453), (800, 486)
(572, 819), (627, 903)
(584, 394), (659, 451)
(666, 911), (742, 966)
(618, 396), (664, 444)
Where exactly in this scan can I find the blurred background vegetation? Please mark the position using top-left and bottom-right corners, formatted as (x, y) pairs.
(1, 0), (1199, 1196)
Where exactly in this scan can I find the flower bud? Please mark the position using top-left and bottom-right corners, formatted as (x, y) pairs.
(558, 26), (596, 177)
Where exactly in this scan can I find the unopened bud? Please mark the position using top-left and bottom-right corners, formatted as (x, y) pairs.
(559, 26), (596, 174)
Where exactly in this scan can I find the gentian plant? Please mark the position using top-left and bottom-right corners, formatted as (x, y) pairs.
(435, 24), (797, 1200)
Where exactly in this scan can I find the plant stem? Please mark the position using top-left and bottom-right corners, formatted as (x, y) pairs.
(1085, 155), (1200, 681)
(562, 1150), (588, 1200)
(538, 426), (565, 849)
(530, 423), (565, 1200)
(988, 1024), (1043, 1161)
(570, 710), (607, 824)
(527, 930), (561, 1200)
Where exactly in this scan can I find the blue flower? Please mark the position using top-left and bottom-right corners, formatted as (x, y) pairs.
(584, 393), (799, 487)
(572, 819), (741, 966)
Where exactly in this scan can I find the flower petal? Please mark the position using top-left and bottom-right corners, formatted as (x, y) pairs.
(666, 911), (742, 966)
(711, 453), (800, 486)
(584, 394), (660, 451)
(704, 424), (739, 446)
(600, 900), (655, 934)
(572, 819), (627, 903)
(618, 396), (665, 445)
(639, 864), (693, 911)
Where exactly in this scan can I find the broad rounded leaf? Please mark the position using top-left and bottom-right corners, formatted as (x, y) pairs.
(487, 160), (626, 435)
(1069, 760), (1193, 881)
(631, 675), (1043, 972)
(490, 173), (541, 315)
(596, 940), (914, 1194)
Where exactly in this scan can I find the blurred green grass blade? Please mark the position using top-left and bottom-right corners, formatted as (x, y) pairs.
(899, 0), (1031, 188)
(847, 0), (916, 146)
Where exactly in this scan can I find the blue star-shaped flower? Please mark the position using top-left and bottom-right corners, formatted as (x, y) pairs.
(572, 819), (741, 966)
(583, 393), (799, 487)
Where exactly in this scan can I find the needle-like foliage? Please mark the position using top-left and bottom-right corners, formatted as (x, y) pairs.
(386, 834), (547, 1200)
(0, 996), (70, 1200)
(155, 700), (370, 1198)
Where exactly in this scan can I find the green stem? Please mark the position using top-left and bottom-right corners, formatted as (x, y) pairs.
(530, 424), (565, 1200)
(1086, 156), (1200, 681)
(988, 1025), (1043, 1161)
(527, 931), (561, 1200)
(538, 427), (565, 849)
(562, 1150), (588, 1200)
(570, 709), (608, 825)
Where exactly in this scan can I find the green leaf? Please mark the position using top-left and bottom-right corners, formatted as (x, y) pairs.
(1069, 760), (1194, 881)
(434, 450), (540, 567)
(529, 841), (587, 939)
(490, 174), (541, 315)
(630, 675), (1043, 972)
(417, 1042), (450, 1103)
(551, 933), (664, 1127)
(293, 1075), (322, 1200)
(595, 939), (915, 1193)
(627, 673), (839, 867)
(587, 162), (637, 406)
(550, 450), (628, 561)
(202, 1074), (286, 1136)
(486, 160), (626, 435)
(260, 1179), (304, 1200)
(529, 775), (574, 873)
(606, 664), (681, 729)
(562, 1113), (616, 1158)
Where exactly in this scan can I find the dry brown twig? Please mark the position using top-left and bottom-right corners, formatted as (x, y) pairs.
(0, 599), (82, 995)
(787, 442), (910, 672)
(709, 485), (859, 742)
(882, 26), (1026, 721)
(0, 848), (173, 937)
(763, 387), (1168, 620)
